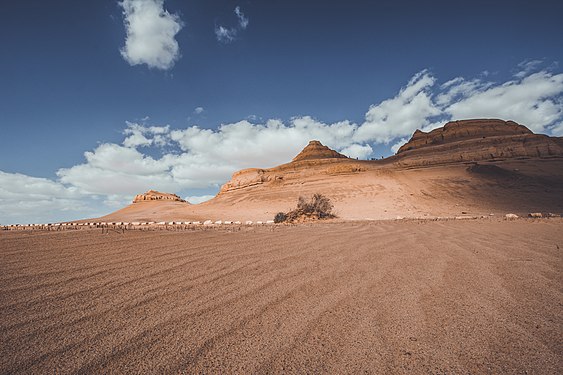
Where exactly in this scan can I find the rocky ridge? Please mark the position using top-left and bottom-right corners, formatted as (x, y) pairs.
(132, 190), (186, 203)
(219, 141), (355, 195)
(292, 140), (348, 162)
(219, 119), (563, 194)
(131, 120), (563, 203)
(395, 119), (563, 166)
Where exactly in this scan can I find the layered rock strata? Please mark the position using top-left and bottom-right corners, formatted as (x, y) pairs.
(133, 190), (186, 203)
(292, 140), (348, 162)
(219, 141), (354, 194)
(395, 119), (563, 166)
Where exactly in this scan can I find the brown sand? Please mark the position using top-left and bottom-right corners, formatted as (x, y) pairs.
(1, 220), (562, 374)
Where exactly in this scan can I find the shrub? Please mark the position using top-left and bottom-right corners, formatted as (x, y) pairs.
(274, 194), (335, 223)
(274, 212), (287, 223)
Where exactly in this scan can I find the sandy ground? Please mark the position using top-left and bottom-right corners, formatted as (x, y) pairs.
(1, 219), (562, 374)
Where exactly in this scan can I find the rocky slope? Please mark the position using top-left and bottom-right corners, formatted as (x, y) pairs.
(395, 119), (563, 166)
(292, 140), (348, 162)
(218, 141), (362, 195)
(132, 190), (187, 203)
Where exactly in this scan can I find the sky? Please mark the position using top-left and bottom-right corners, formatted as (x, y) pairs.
(1, 0), (563, 224)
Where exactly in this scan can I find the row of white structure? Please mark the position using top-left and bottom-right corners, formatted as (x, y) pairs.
(1, 220), (277, 231)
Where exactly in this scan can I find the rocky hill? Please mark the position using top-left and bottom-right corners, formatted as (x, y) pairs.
(218, 140), (360, 195)
(292, 140), (348, 162)
(95, 119), (563, 223)
(132, 190), (187, 203)
(395, 119), (563, 166)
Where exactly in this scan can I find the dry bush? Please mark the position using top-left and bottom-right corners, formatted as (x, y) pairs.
(274, 212), (288, 223)
(275, 194), (335, 223)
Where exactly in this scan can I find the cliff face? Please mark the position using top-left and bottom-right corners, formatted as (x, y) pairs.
(132, 190), (187, 203)
(395, 119), (563, 166)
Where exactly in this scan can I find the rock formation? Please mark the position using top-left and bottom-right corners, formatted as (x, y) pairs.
(219, 141), (355, 194)
(292, 140), (348, 162)
(132, 190), (186, 203)
(395, 119), (563, 166)
(97, 119), (563, 223)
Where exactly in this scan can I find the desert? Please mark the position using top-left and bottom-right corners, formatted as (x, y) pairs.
(1, 119), (563, 374)
(1, 219), (562, 374)
(2, 2), (563, 373)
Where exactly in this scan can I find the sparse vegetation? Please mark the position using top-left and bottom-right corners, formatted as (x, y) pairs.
(274, 194), (336, 223)
(274, 212), (287, 223)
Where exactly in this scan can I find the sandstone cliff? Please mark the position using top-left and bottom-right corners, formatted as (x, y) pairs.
(395, 119), (563, 166)
(292, 140), (348, 162)
(219, 141), (358, 195)
(218, 120), (563, 195)
(132, 190), (187, 203)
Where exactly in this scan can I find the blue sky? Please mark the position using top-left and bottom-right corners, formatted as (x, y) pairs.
(1, 0), (563, 224)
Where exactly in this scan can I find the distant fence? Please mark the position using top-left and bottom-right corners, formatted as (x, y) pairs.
(0, 220), (278, 233)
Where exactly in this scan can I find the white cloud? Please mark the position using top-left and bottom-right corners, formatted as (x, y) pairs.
(340, 144), (373, 159)
(353, 70), (442, 144)
(515, 59), (543, 78)
(193, 107), (205, 114)
(57, 143), (180, 196)
(123, 122), (169, 148)
(551, 121), (563, 136)
(215, 6), (249, 43)
(444, 71), (563, 133)
(235, 6), (248, 29)
(215, 26), (236, 43)
(120, 0), (183, 70)
(0, 171), (101, 224)
(186, 195), (215, 204)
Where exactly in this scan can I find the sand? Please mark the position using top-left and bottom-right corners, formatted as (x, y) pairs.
(1, 219), (562, 374)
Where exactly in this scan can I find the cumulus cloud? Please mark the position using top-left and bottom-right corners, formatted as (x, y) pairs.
(123, 122), (169, 148)
(193, 107), (205, 115)
(215, 6), (249, 43)
(444, 71), (563, 133)
(120, 0), (183, 70)
(57, 143), (180, 196)
(186, 195), (215, 204)
(3, 63), (563, 224)
(0, 171), (98, 224)
(340, 144), (373, 159)
(56, 63), (563, 201)
(353, 70), (442, 144)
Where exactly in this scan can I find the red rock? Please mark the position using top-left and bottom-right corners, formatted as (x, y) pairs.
(292, 140), (348, 162)
(395, 119), (563, 166)
(132, 190), (186, 203)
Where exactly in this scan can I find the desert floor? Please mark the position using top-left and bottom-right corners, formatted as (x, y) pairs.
(1, 219), (562, 374)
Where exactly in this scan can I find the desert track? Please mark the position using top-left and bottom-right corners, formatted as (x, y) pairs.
(1, 220), (562, 374)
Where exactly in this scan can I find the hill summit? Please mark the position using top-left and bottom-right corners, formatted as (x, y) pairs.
(292, 140), (348, 162)
(132, 190), (186, 203)
(395, 119), (563, 166)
